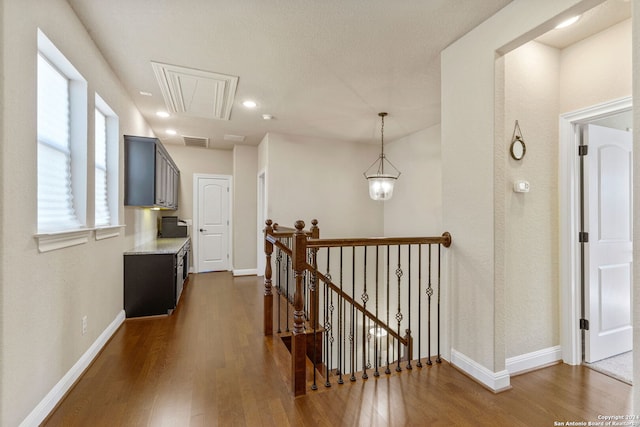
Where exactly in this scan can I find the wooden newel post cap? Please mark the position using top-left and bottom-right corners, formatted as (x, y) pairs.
(311, 219), (318, 227)
(442, 231), (452, 248)
(294, 220), (305, 232)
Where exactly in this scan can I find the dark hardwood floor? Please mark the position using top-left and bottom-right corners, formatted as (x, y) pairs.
(43, 272), (632, 426)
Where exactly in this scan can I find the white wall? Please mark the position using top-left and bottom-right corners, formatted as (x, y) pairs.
(502, 15), (631, 362)
(560, 19), (632, 114)
(163, 144), (234, 223)
(0, 0), (156, 425)
(232, 144), (258, 271)
(264, 132), (383, 238)
(503, 41), (561, 358)
(384, 125), (442, 237)
(441, 0), (602, 388)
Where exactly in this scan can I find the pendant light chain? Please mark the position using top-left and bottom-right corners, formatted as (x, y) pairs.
(379, 112), (387, 175)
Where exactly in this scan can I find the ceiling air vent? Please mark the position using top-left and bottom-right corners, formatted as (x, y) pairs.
(151, 61), (238, 121)
(224, 134), (246, 142)
(183, 135), (209, 148)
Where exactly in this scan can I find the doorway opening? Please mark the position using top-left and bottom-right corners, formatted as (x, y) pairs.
(559, 97), (633, 384)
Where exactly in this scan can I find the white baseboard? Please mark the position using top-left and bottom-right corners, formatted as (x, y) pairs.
(506, 345), (562, 376)
(450, 349), (511, 392)
(233, 268), (257, 276)
(20, 310), (126, 427)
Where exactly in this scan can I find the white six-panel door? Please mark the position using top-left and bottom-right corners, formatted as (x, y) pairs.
(196, 176), (230, 272)
(584, 124), (633, 363)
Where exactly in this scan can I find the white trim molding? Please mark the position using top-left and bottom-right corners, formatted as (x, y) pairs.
(506, 345), (562, 376)
(233, 268), (258, 277)
(95, 224), (125, 240)
(450, 349), (511, 392)
(35, 229), (91, 252)
(559, 96), (632, 366)
(20, 310), (125, 427)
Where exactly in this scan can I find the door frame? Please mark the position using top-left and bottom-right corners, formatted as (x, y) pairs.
(256, 169), (267, 276)
(559, 96), (632, 365)
(192, 173), (233, 273)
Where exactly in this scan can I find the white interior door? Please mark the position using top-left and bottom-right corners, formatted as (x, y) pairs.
(197, 177), (230, 272)
(584, 124), (633, 363)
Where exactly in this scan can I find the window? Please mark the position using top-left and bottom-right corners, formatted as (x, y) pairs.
(37, 29), (88, 251)
(94, 94), (119, 232)
(37, 54), (78, 230)
(94, 108), (109, 226)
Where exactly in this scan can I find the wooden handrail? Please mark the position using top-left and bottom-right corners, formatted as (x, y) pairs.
(311, 265), (407, 345)
(306, 232), (451, 249)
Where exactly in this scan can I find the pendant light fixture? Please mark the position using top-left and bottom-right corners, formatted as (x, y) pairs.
(363, 112), (401, 201)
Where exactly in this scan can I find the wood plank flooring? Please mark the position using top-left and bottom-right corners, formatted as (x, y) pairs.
(43, 272), (632, 426)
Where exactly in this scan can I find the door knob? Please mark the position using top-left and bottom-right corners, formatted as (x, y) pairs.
(200, 228), (205, 232)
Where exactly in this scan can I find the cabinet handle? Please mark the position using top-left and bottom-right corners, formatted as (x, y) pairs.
(200, 228), (206, 232)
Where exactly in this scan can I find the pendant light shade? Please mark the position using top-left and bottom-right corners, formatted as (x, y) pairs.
(363, 112), (400, 201)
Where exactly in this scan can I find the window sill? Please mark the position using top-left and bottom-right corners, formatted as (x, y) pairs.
(35, 228), (91, 253)
(95, 225), (125, 241)
(35, 225), (126, 252)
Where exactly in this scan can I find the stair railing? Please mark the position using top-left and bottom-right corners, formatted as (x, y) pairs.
(264, 219), (451, 396)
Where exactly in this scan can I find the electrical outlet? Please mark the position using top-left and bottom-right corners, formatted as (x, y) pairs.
(82, 316), (87, 335)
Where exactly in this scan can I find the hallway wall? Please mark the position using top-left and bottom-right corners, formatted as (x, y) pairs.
(0, 0), (156, 425)
(441, 0), (605, 389)
(502, 16), (631, 362)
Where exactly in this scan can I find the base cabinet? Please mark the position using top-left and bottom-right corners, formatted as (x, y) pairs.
(124, 254), (176, 318)
(124, 238), (190, 318)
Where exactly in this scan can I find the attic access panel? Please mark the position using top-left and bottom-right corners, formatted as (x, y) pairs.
(151, 61), (238, 120)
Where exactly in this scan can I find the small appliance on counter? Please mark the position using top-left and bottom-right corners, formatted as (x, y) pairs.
(158, 216), (188, 237)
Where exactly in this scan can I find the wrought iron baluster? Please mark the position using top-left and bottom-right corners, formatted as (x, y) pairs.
(350, 247), (356, 382)
(286, 251), (290, 332)
(427, 244), (433, 365)
(374, 245), (380, 377)
(310, 247), (318, 391)
(406, 245), (412, 370)
(395, 245), (403, 373)
(338, 247), (344, 384)
(362, 246), (369, 379)
(385, 245), (391, 375)
(437, 243), (442, 363)
(417, 244), (422, 368)
(276, 246), (283, 334)
(325, 248), (332, 388)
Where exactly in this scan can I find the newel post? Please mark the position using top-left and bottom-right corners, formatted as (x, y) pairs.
(291, 220), (308, 396)
(263, 219), (274, 336)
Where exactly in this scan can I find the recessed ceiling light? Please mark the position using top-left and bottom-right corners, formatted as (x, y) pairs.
(262, 114), (274, 120)
(156, 111), (170, 118)
(139, 91), (153, 96)
(166, 129), (177, 135)
(555, 15), (581, 29)
(243, 100), (257, 108)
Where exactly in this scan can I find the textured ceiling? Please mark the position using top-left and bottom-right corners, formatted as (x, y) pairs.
(67, 0), (513, 148)
(66, 0), (629, 150)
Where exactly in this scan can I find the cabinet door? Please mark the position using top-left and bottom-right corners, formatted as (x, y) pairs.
(166, 163), (174, 209)
(173, 170), (180, 209)
(155, 148), (167, 206)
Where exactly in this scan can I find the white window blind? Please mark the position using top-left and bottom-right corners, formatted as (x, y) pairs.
(94, 108), (110, 226)
(37, 53), (81, 232)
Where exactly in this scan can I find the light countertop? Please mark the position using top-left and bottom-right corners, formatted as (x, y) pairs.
(124, 237), (190, 255)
